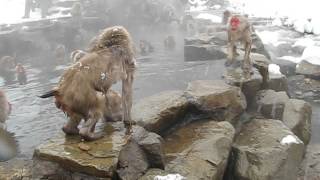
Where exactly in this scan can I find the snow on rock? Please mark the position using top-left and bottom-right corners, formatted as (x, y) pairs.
(195, 13), (221, 23)
(279, 56), (302, 64)
(301, 45), (320, 62)
(154, 174), (186, 180)
(256, 31), (279, 46)
(293, 38), (315, 48)
(268, 64), (282, 75)
(280, 135), (302, 145)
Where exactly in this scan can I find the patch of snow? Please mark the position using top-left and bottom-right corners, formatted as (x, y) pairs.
(293, 38), (315, 48)
(154, 174), (185, 180)
(279, 56), (302, 64)
(268, 64), (282, 75)
(280, 135), (302, 145)
(256, 31), (279, 46)
(301, 45), (320, 64)
(195, 13), (221, 23)
(212, 5), (221, 10)
(100, 72), (107, 80)
(272, 17), (282, 26)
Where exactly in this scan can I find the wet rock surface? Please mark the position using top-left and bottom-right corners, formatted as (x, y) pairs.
(185, 80), (246, 123)
(255, 90), (289, 120)
(33, 122), (127, 178)
(184, 44), (227, 61)
(230, 119), (305, 180)
(283, 99), (312, 145)
(164, 120), (235, 180)
(132, 91), (189, 134)
(268, 73), (289, 93)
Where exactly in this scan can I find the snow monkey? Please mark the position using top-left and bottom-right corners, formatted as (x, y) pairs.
(40, 26), (136, 141)
(226, 14), (252, 74)
(0, 90), (11, 129)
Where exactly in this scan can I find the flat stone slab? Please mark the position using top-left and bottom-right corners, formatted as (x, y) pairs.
(33, 122), (127, 178)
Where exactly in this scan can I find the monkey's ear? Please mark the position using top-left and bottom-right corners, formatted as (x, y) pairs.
(38, 89), (58, 98)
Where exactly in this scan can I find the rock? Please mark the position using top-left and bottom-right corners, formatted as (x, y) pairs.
(131, 126), (165, 169)
(255, 90), (289, 120)
(224, 67), (262, 108)
(296, 60), (320, 79)
(116, 140), (149, 180)
(274, 58), (297, 76)
(251, 33), (271, 60)
(33, 122), (127, 178)
(282, 99), (312, 145)
(164, 121), (235, 180)
(139, 169), (169, 180)
(252, 53), (271, 88)
(268, 73), (289, 93)
(184, 44), (227, 61)
(132, 91), (189, 134)
(185, 80), (246, 123)
(231, 119), (305, 180)
(184, 33), (226, 46)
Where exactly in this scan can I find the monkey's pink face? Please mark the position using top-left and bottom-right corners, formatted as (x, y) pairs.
(230, 17), (240, 31)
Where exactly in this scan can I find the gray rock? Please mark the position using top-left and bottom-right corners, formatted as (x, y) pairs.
(232, 119), (305, 180)
(131, 126), (165, 169)
(296, 59), (320, 78)
(255, 90), (289, 120)
(274, 58), (297, 76)
(132, 91), (189, 134)
(185, 80), (246, 123)
(224, 67), (263, 108)
(164, 121), (235, 180)
(251, 33), (271, 60)
(282, 99), (312, 145)
(268, 73), (289, 93)
(184, 44), (227, 61)
(117, 140), (149, 180)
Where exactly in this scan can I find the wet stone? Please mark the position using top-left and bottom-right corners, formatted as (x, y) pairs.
(132, 91), (189, 134)
(163, 120), (235, 179)
(282, 99), (312, 145)
(33, 122), (127, 178)
(296, 60), (320, 79)
(268, 73), (289, 93)
(231, 119), (305, 180)
(255, 90), (289, 120)
(184, 44), (227, 61)
(185, 80), (247, 123)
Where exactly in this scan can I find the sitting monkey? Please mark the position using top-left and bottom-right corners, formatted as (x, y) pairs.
(0, 90), (11, 130)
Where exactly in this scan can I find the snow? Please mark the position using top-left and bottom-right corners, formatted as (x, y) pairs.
(280, 135), (302, 145)
(293, 38), (315, 48)
(279, 56), (302, 64)
(301, 45), (320, 60)
(154, 174), (185, 180)
(196, 13), (221, 23)
(268, 64), (282, 75)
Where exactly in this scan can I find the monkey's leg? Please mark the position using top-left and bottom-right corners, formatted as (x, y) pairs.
(122, 68), (135, 134)
(242, 41), (252, 75)
(62, 114), (81, 135)
(79, 118), (103, 141)
(226, 40), (235, 66)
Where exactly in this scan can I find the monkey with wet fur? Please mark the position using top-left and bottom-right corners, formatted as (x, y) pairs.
(0, 90), (11, 129)
(40, 26), (136, 141)
(225, 13), (253, 74)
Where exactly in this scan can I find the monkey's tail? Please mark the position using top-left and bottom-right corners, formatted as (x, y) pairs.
(38, 90), (57, 98)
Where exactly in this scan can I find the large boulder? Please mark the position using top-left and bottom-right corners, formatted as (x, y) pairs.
(184, 44), (227, 61)
(164, 121), (235, 179)
(255, 90), (289, 120)
(268, 73), (289, 93)
(185, 80), (246, 123)
(132, 91), (189, 134)
(296, 59), (320, 79)
(282, 99), (312, 145)
(33, 122), (128, 178)
(230, 119), (305, 180)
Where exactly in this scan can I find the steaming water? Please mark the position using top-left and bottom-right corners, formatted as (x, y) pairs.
(0, 31), (226, 160)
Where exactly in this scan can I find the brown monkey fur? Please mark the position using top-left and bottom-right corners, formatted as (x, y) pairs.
(41, 26), (135, 141)
(225, 13), (253, 75)
(0, 90), (11, 126)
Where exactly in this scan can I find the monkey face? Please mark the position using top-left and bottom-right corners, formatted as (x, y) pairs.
(230, 16), (240, 31)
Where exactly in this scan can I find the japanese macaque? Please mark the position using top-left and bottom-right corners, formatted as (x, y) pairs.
(0, 90), (11, 129)
(0, 56), (16, 83)
(222, 10), (231, 25)
(16, 63), (27, 85)
(40, 26), (135, 141)
(55, 44), (66, 63)
(139, 40), (154, 55)
(70, 49), (87, 63)
(164, 35), (176, 50)
(226, 14), (253, 74)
